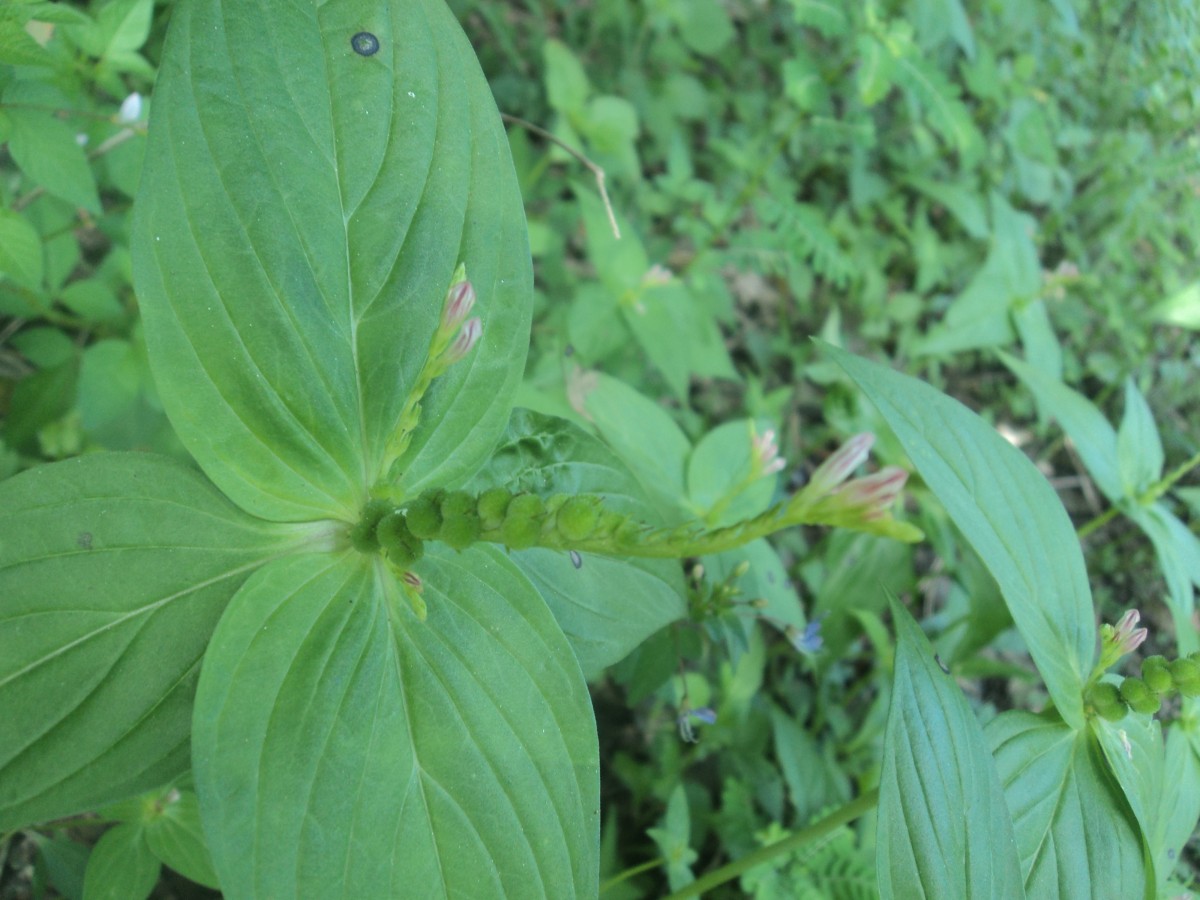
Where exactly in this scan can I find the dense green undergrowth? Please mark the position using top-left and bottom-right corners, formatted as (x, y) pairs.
(2, 0), (1198, 896)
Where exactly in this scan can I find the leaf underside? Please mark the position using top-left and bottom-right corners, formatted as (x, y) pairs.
(132, 0), (533, 522)
(193, 547), (599, 899)
(0, 453), (290, 830)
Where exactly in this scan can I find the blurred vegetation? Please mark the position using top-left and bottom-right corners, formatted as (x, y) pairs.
(2, 0), (1198, 895)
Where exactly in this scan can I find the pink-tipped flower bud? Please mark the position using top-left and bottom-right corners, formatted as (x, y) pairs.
(1110, 609), (1148, 656)
(830, 466), (909, 518)
(441, 279), (476, 334)
(807, 433), (875, 496)
(441, 317), (482, 366)
(752, 427), (787, 478)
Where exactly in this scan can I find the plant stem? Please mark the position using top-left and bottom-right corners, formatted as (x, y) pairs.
(599, 856), (664, 894)
(1078, 449), (1200, 538)
(661, 788), (879, 899)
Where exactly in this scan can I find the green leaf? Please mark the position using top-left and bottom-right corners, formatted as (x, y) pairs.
(543, 38), (591, 116)
(1127, 503), (1199, 654)
(787, 0), (849, 36)
(827, 345), (1095, 728)
(1001, 353), (1123, 502)
(877, 598), (1025, 899)
(71, 0), (152, 60)
(1150, 282), (1200, 330)
(5, 109), (102, 214)
(193, 548), (599, 897)
(82, 824), (160, 900)
(675, 0), (734, 56)
(1116, 378), (1164, 497)
(987, 711), (1149, 898)
(0, 17), (53, 66)
(0, 207), (44, 287)
(133, 0), (533, 521)
(647, 784), (697, 891)
(515, 549), (685, 679)
(687, 419), (777, 525)
(78, 339), (141, 431)
(467, 409), (686, 676)
(142, 789), (219, 888)
(856, 34), (896, 106)
(571, 371), (692, 520)
(1092, 713), (1164, 886)
(1154, 728), (1200, 890)
(0, 453), (297, 830)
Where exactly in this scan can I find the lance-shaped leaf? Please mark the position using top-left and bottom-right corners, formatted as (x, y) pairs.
(133, 0), (533, 522)
(827, 344), (1095, 729)
(193, 547), (599, 898)
(0, 454), (298, 831)
(877, 597), (1025, 899)
(987, 711), (1149, 898)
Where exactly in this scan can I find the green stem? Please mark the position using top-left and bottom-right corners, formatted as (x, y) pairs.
(662, 789), (879, 899)
(599, 857), (665, 894)
(1078, 449), (1200, 538)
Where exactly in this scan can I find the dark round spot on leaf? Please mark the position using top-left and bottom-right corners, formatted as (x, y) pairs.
(351, 31), (380, 57)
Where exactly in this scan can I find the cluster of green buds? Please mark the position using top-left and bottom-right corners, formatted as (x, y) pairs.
(396, 488), (623, 554)
(1084, 609), (1200, 719)
(1086, 654), (1200, 719)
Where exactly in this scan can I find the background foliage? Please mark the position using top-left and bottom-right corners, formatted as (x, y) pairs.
(2, 0), (1198, 895)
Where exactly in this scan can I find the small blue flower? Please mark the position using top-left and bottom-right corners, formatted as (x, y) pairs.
(787, 619), (823, 654)
(676, 706), (717, 743)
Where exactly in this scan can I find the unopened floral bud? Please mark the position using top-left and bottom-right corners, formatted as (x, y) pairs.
(750, 598), (770, 609)
(829, 466), (908, 518)
(751, 427), (786, 478)
(401, 570), (427, 621)
(405, 491), (443, 540)
(732, 561), (751, 579)
(477, 488), (512, 529)
(441, 278), (476, 334)
(1086, 682), (1127, 722)
(1141, 656), (1173, 693)
(441, 316), (482, 365)
(1119, 677), (1160, 715)
(1169, 659), (1200, 697)
(1112, 610), (1149, 656)
(117, 92), (143, 124)
(807, 433), (875, 496)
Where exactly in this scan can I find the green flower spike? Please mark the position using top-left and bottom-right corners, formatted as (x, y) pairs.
(381, 266), (483, 480)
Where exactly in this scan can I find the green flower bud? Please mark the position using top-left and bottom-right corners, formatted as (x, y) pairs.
(350, 498), (393, 553)
(556, 495), (600, 542)
(1168, 658), (1200, 697)
(405, 490), (444, 540)
(439, 491), (480, 550)
(1141, 655), (1173, 694)
(1119, 677), (1161, 715)
(1086, 682), (1127, 722)
(376, 512), (424, 567)
(477, 488), (512, 530)
(501, 493), (545, 549)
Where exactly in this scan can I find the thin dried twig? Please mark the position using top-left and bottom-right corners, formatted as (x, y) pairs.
(500, 112), (621, 240)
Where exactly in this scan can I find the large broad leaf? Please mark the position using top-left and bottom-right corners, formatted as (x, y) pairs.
(0, 454), (295, 830)
(827, 345), (1094, 728)
(877, 598), (1025, 899)
(193, 547), (599, 898)
(468, 409), (687, 677)
(1001, 353), (1123, 502)
(987, 711), (1149, 898)
(132, 0), (532, 522)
